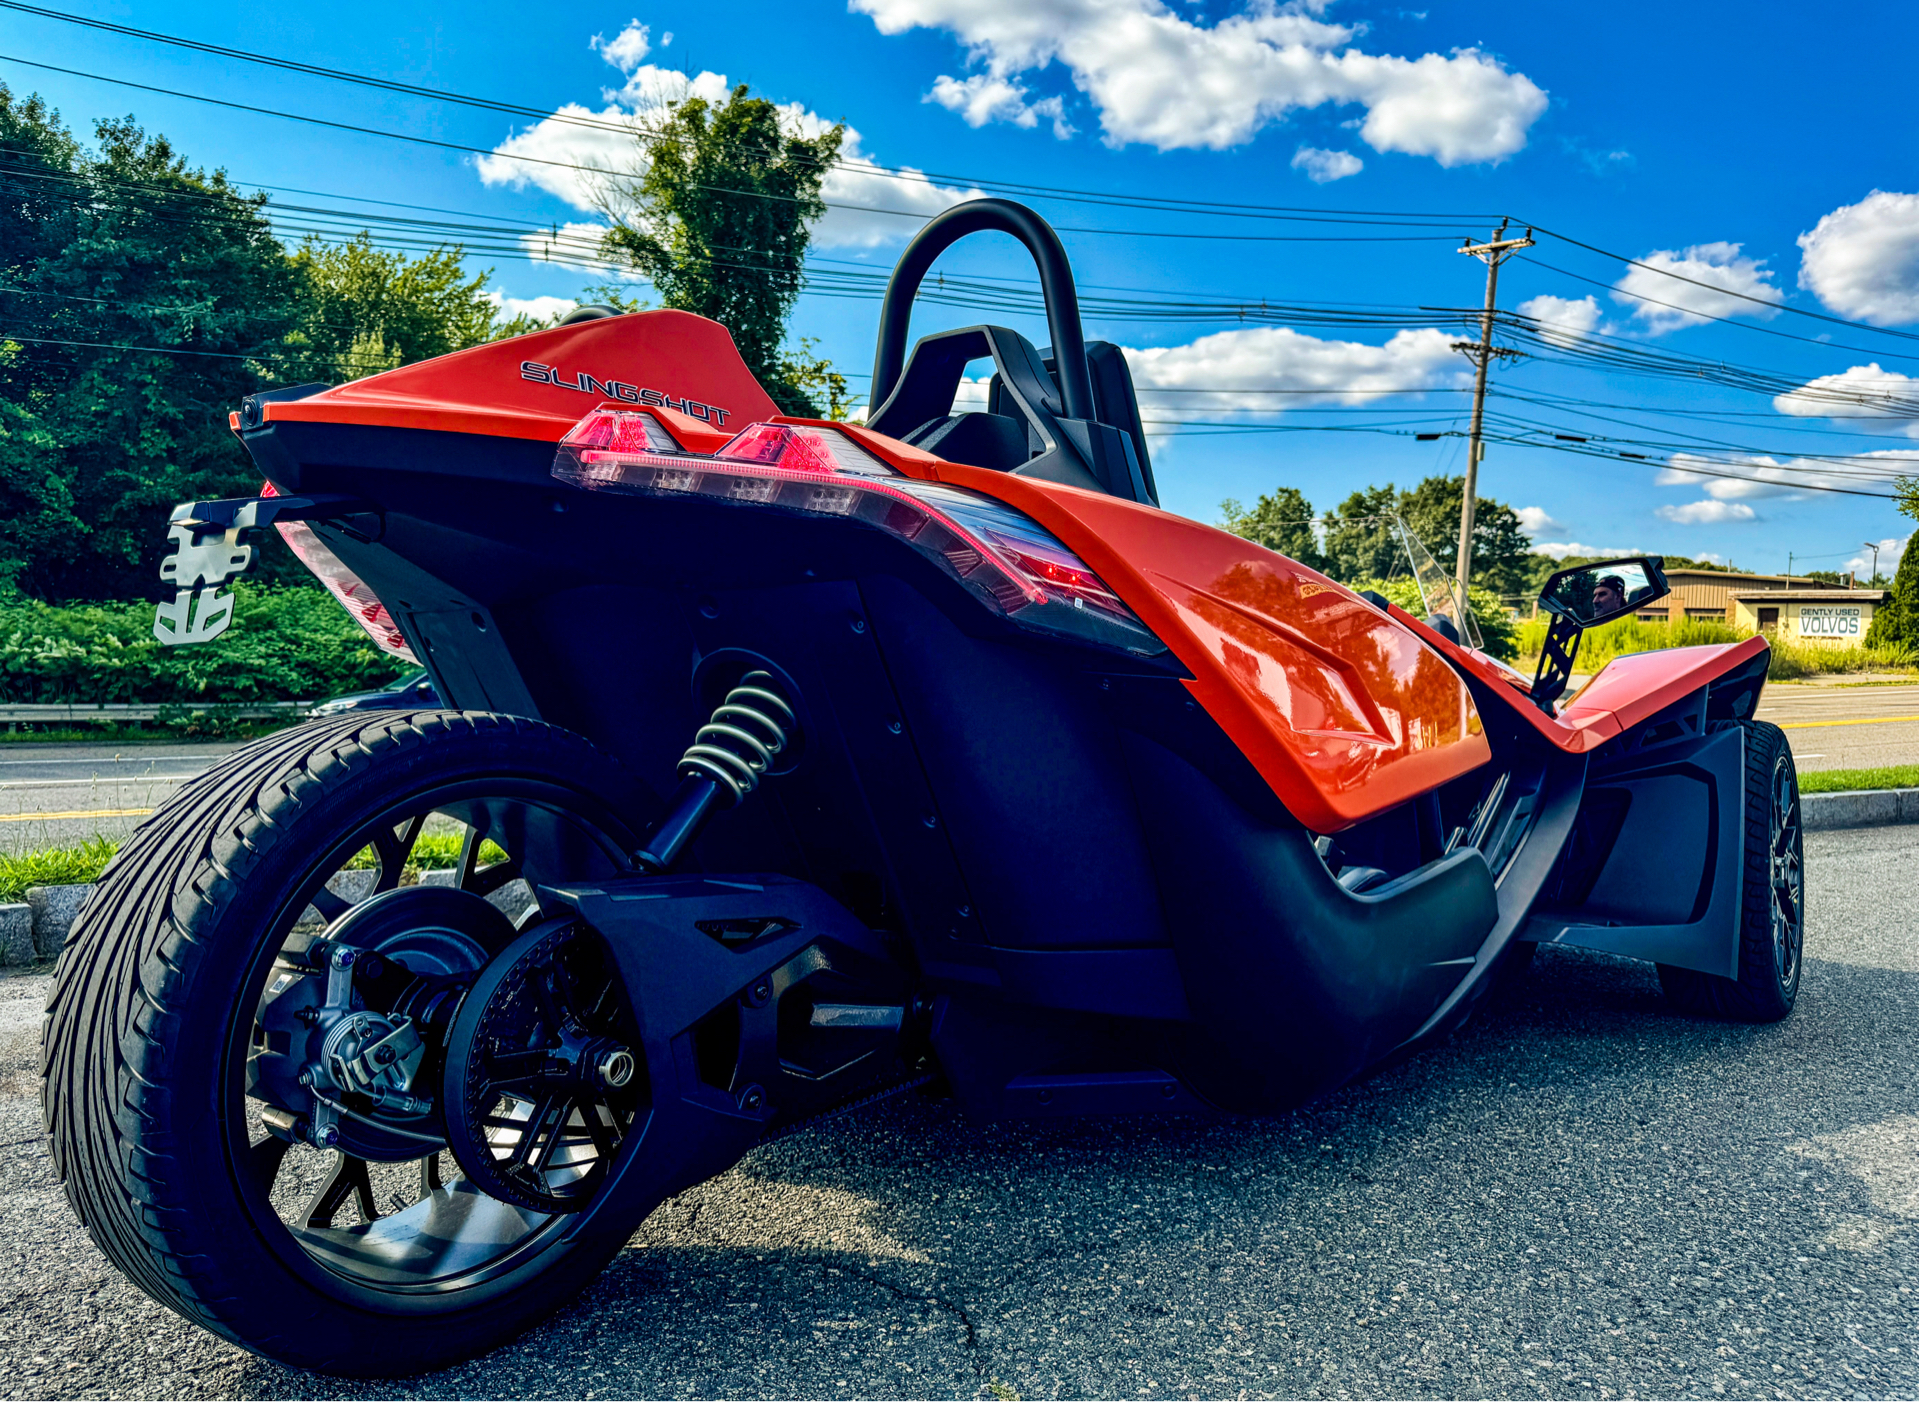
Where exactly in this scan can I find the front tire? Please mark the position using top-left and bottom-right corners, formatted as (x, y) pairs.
(1658, 719), (1803, 1021)
(41, 711), (660, 1375)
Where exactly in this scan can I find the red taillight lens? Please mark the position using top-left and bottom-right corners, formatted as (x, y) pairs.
(553, 411), (1159, 653)
(276, 515), (417, 663)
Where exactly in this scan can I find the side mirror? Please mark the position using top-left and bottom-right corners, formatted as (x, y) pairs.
(1538, 556), (1670, 628)
(1532, 556), (1671, 713)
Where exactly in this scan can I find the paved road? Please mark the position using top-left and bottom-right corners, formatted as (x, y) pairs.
(1, 679), (1914, 857)
(3, 823), (1917, 1398)
(1757, 681), (1919, 774)
(0, 742), (245, 854)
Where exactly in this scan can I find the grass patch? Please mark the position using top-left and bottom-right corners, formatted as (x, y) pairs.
(0, 832), (509, 904)
(0, 836), (118, 903)
(1801, 765), (1919, 795)
(1516, 615), (1918, 681)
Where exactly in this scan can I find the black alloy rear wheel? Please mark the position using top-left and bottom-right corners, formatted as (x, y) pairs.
(1658, 719), (1803, 1021)
(41, 711), (665, 1376)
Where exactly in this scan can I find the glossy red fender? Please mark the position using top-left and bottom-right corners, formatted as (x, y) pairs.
(1392, 607), (1771, 752)
(823, 427), (1492, 832)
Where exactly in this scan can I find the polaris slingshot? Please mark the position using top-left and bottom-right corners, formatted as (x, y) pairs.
(42, 200), (1802, 1375)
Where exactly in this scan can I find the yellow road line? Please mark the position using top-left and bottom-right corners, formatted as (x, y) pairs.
(1777, 716), (1919, 730)
(0, 807), (151, 823)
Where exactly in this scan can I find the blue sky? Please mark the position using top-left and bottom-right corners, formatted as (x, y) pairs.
(8, 0), (1919, 582)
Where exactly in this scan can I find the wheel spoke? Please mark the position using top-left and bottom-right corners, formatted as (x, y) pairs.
(531, 1100), (580, 1172)
(308, 884), (353, 924)
(245, 1134), (290, 1198)
(417, 1152), (445, 1201)
(580, 1101), (618, 1159)
(370, 815), (428, 895)
(302, 1152), (379, 1229)
(501, 1095), (559, 1170)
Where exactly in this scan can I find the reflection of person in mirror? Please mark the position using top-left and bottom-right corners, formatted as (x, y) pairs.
(1590, 575), (1628, 616)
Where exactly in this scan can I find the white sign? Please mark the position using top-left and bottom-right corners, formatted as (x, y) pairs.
(1799, 605), (1863, 638)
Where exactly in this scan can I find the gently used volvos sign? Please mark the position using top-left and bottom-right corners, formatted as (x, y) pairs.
(521, 361), (732, 425)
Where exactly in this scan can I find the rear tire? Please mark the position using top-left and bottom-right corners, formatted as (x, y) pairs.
(1658, 719), (1802, 1021)
(41, 711), (659, 1375)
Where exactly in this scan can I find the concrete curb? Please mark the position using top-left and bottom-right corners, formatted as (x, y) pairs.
(2, 873), (541, 969)
(1802, 786), (1919, 831)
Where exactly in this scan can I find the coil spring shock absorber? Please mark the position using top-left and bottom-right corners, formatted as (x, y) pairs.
(636, 670), (798, 872)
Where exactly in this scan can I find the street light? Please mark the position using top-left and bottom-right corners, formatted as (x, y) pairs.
(1864, 541), (1881, 584)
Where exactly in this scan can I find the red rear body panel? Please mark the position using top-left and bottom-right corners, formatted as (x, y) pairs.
(244, 311), (1514, 831)
(236, 310), (772, 450)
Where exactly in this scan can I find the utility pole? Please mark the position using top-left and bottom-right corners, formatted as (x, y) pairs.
(1452, 219), (1534, 606)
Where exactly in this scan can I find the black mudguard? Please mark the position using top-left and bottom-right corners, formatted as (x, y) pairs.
(1524, 703), (1746, 979)
(1124, 734), (1500, 1114)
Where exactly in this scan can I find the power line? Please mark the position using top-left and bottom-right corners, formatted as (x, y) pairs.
(1516, 255), (1919, 365)
(1529, 222), (1919, 347)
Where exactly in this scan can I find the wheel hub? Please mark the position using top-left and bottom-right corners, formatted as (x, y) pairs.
(250, 886), (519, 1159)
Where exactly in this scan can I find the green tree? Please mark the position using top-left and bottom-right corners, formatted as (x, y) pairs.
(1396, 475), (1535, 598)
(599, 84), (844, 415)
(1320, 485), (1403, 582)
(0, 94), (306, 601)
(288, 234), (502, 381)
(1218, 486), (1326, 570)
(1868, 542), (1919, 649)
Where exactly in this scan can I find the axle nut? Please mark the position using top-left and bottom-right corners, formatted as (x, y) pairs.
(595, 1048), (636, 1090)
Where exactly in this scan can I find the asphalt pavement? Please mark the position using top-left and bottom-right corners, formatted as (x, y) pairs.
(2, 822), (1917, 1399)
(1756, 681), (1919, 774)
(0, 742), (244, 854)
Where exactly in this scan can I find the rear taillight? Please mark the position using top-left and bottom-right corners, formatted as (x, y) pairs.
(273, 507), (417, 663)
(553, 410), (1160, 653)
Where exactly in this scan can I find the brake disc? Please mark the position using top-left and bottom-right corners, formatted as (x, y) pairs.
(440, 918), (645, 1213)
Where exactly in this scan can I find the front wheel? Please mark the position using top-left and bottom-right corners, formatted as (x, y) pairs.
(41, 711), (664, 1376)
(1659, 719), (1803, 1021)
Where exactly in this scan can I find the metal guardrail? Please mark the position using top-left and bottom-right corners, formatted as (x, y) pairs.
(0, 701), (310, 722)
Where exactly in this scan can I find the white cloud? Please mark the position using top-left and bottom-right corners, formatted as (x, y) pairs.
(1514, 505), (1568, 537)
(592, 19), (655, 71)
(1531, 540), (1643, 560)
(851, 0), (1547, 161)
(478, 28), (976, 250)
(1797, 191), (1919, 326)
(1658, 448), (1919, 501)
(485, 290), (578, 323)
(1774, 363), (1919, 436)
(1656, 500), (1758, 525)
(1119, 326), (1470, 424)
(1291, 145), (1363, 183)
(1848, 535), (1909, 578)
(1514, 293), (1600, 347)
(928, 75), (1075, 137)
(1611, 242), (1782, 333)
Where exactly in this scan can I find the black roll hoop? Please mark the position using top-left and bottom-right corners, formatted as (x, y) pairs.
(867, 198), (1097, 422)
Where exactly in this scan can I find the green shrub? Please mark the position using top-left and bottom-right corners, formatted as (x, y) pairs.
(1514, 614), (1916, 680)
(0, 583), (410, 703)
